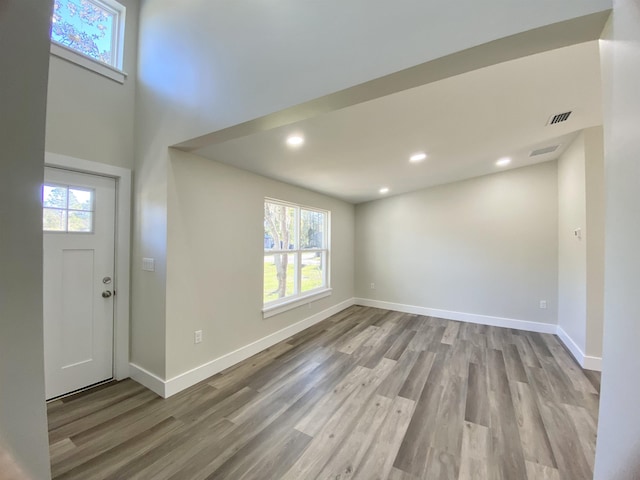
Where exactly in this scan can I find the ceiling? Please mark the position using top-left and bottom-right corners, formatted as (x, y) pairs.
(188, 41), (602, 204)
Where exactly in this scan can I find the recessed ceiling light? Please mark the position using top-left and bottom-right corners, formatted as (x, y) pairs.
(409, 152), (427, 163)
(286, 135), (304, 147)
(496, 157), (511, 167)
(379, 187), (389, 194)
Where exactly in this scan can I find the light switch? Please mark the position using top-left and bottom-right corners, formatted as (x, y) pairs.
(142, 257), (155, 272)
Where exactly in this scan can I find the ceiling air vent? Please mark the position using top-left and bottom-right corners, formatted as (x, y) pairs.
(548, 111), (572, 125)
(530, 145), (560, 157)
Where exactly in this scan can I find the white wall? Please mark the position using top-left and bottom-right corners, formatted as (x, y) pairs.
(133, 0), (609, 382)
(355, 161), (558, 325)
(584, 127), (605, 358)
(557, 126), (605, 364)
(45, 0), (139, 170)
(137, 0), (610, 143)
(594, 3), (640, 478)
(130, 143), (168, 378)
(0, 1), (52, 478)
(557, 132), (588, 351)
(165, 151), (355, 379)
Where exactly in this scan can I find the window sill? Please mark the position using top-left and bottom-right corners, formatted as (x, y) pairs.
(50, 43), (127, 84)
(262, 288), (332, 319)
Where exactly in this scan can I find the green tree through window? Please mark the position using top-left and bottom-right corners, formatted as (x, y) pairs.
(51, 0), (123, 67)
(43, 184), (94, 233)
(264, 200), (329, 305)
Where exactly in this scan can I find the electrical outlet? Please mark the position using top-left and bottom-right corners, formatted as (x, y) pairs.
(370, 283), (376, 289)
(194, 330), (203, 344)
(539, 300), (547, 309)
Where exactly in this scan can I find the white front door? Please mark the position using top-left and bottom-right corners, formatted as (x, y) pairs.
(43, 167), (116, 400)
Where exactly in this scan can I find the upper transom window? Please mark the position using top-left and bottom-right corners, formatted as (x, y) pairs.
(51, 0), (125, 71)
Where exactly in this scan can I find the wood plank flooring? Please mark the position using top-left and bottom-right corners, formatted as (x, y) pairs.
(47, 306), (600, 479)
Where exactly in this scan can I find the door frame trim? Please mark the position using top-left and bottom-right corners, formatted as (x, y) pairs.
(45, 152), (131, 381)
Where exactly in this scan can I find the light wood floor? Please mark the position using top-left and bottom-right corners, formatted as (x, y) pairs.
(47, 306), (600, 479)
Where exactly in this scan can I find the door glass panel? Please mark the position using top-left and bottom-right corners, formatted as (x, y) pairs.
(43, 184), (95, 233)
(43, 208), (67, 231)
(43, 185), (67, 208)
(68, 188), (93, 211)
(68, 211), (93, 232)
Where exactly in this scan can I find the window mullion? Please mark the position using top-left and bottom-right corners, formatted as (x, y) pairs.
(111, 15), (119, 65)
(323, 250), (327, 288)
(297, 251), (302, 297)
(65, 186), (70, 231)
(295, 207), (301, 295)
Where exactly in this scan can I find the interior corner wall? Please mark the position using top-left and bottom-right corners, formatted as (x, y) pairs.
(557, 126), (605, 364)
(557, 131), (588, 353)
(0, 1), (53, 478)
(594, 3), (640, 478)
(164, 150), (355, 380)
(45, 0), (139, 170)
(354, 161), (558, 326)
(129, 144), (169, 379)
(584, 125), (605, 359)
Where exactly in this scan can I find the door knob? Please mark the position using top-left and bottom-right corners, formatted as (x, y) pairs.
(102, 291), (113, 298)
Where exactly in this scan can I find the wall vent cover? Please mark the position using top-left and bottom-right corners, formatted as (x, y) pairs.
(530, 145), (560, 157)
(548, 111), (572, 125)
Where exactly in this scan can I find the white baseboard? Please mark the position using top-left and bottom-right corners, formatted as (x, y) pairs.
(555, 326), (602, 371)
(356, 298), (603, 371)
(582, 356), (602, 371)
(129, 363), (166, 397)
(354, 298), (558, 334)
(130, 297), (602, 398)
(130, 298), (355, 398)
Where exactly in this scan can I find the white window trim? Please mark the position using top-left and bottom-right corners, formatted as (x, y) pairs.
(262, 288), (333, 319)
(263, 198), (331, 318)
(51, 43), (127, 83)
(50, 0), (127, 83)
(45, 152), (132, 381)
